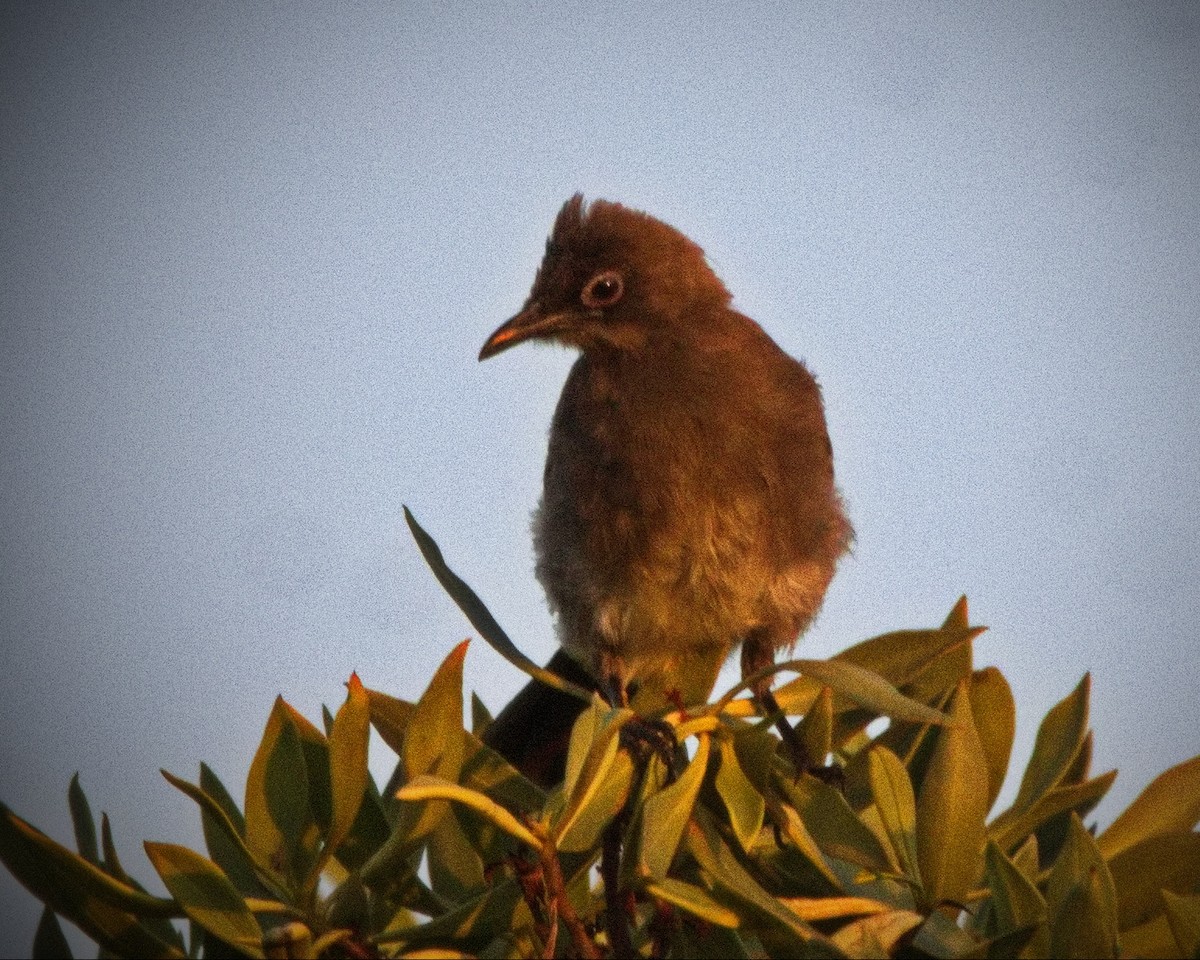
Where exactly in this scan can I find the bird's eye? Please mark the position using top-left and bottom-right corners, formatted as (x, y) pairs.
(581, 271), (624, 308)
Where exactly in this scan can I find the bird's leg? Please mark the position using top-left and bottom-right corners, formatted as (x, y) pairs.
(742, 630), (841, 785)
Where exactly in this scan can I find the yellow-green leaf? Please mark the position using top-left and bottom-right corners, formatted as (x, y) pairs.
(989, 770), (1117, 854)
(1097, 755), (1200, 859)
(394, 775), (539, 849)
(982, 840), (1049, 956)
(789, 658), (950, 727)
(144, 843), (263, 958)
(1163, 890), (1200, 958)
(1012, 674), (1090, 813)
(795, 685), (833, 767)
(640, 735), (710, 881)
(831, 909), (924, 958)
(1045, 814), (1118, 959)
(404, 506), (591, 702)
(243, 698), (313, 883)
(1107, 831), (1200, 931)
(969, 667), (1015, 812)
(715, 737), (765, 852)
(646, 876), (740, 928)
(867, 745), (921, 887)
(324, 671), (370, 862)
(916, 679), (989, 906)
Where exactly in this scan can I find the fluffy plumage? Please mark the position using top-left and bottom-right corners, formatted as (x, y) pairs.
(480, 195), (851, 781)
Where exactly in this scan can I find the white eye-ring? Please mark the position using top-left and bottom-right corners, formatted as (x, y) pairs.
(581, 270), (624, 308)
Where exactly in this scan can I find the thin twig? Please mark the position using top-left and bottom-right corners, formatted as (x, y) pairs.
(541, 836), (601, 960)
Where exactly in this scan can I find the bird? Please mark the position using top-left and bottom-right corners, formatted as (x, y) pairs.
(479, 195), (852, 786)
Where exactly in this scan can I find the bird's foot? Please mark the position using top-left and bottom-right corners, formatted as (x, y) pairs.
(618, 716), (677, 777)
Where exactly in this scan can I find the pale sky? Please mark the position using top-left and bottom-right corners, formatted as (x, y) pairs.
(2, 2), (1198, 951)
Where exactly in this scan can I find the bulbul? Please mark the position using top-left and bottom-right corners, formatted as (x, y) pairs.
(480, 195), (851, 786)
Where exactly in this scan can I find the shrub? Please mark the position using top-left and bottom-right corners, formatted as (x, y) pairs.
(3, 512), (1198, 958)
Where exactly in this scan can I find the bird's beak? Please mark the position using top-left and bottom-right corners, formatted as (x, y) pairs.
(479, 302), (567, 360)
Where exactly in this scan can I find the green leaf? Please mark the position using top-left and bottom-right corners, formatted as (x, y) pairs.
(968, 668), (1015, 813)
(363, 688), (414, 756)
(428, 807), (486, 904)
(405, 641), (468, 784)
(322, 672), (370, 866)
(555, 743), (633, 855)
(243, 698), (315, 885)
(145, 843), (264, 959)
(1163, 890), (1200, 958)
(195, 765), (264, 898)
(716, 737), (766, 852)
(988, 770), (1117, 855)
(685, 809), (838, 955)
(1107, 831), (1200, 931)
(67, 774), (99, 866)
(471, 691), (493, 735)
(645, 876), (740, 928)
(162, 770), (279, 903)
(867, 746), (921, 888)
(32, 907), (73, 960)
(788, 658), (950, 728)
(981, 840), (1049, 957)
(1012, 674), (1090, 813)
(395, 775), (540, 849)
(916, 678), (989, 907)
(830, 909), (924, 958)
(796, 685), (833, 767)
(638, 734), (710, 881)
(0, 803), (183, 958)
(1097, 755), (1200, 859)
(404, 506), (591, 701)
(778, 773), (894, 877)
(1045, 814), (1118, 959)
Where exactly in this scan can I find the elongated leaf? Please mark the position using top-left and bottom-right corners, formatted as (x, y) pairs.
(778, 774), (894, 877)
(1107, 831), (1200, 931)
(67, 774), (99, 866)
(639, 735), (710, 881)
(916, 679), (989, 907)
(145, 843), (264, 959)
(989, 770), (1117, 854)
(982, 840), (1049, 956)
(969, 667), (1015, 812)
(395, 775), (540, 848)
(1098, 755), (1200, 859)
(162, 770), (279, 903)
(785, 658), (949, 727)
(646, 876), (740, 928)
(405, 641), (468, 783)
(243, 697), (313, 884)
(685, 810), (835, 954)
(1163, 890), (1200, 958)
(1012, 674), (1090, 813)
(781, 896), (890, 920)
(831, 909), (924, 957)
(1045, 814), (1118, 959)
(404, 506), (591, 701)
(716, 737), (765, 852)
(796, 685), (833, 767)
(0, 804), (183, 958)
(32, 907), (73, 960)
(323, 672), (370, 864)
(427, 807), (486, 903)
(556, 747), (633, 855)
(195, 765), (264, 898)
(867, 746), (921, 888)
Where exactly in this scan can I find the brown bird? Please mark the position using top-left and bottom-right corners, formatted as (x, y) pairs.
(480, 195), (852, 785)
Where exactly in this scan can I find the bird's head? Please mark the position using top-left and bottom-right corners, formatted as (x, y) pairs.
(480, 194), (732, 360)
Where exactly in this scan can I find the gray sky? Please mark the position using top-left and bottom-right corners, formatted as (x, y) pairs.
(2, 2), (1198, 951)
